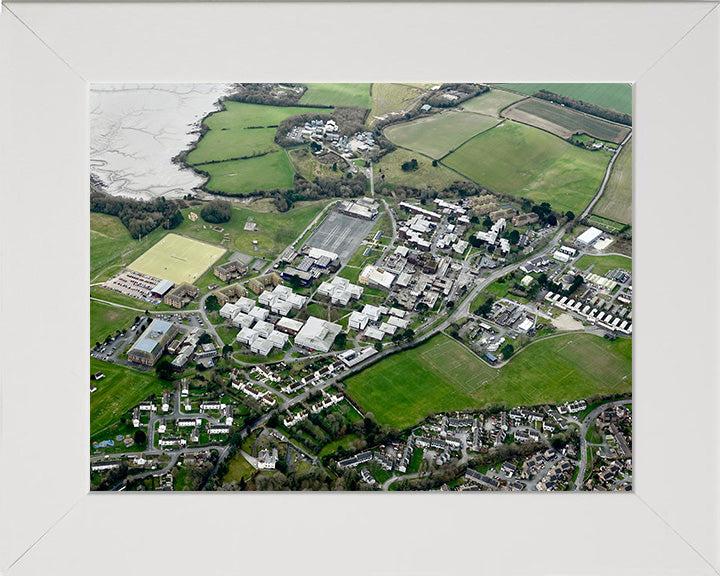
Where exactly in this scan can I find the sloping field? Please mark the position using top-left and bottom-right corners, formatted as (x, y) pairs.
(576, 254), (632, 274)
(128, 233), (225, 284)
(384, 110), (499, 159)
(375, 148), (467, 190)
(344, 333), (632, 429)
(91, 358), (168, 437)
(503, 99), (630, 143)
(496, 83), (632, 115)
(186, 101), (330, 193)
(90, 300), (138, 346)
(197, 151), (296, 196)
(442, 122), (611, 215)
(300, 83), (372, 108)
(368, 83), (423, 126)
(593, 138), (632, 225)
(461, 88), (526, 117)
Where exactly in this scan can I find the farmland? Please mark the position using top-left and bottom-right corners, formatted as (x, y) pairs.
(461, 88), (526, 117)
(90, 358), (168, 437)
(592, 139), (632, 225)
(495, 83), (632, 115)
(344, 333), (632, 429)
(575, 254), (632, 275)
(300, 83), (372, 108)
(375, 148), (466, 191)
(185, 101), (330, 195)
(384, 110), (499, 159)
(443, 121), (611, 215)
(367, 83), (423, 126)
(196, 152), (296, 196)
(128, 233), (226, 284)
(503, 98), (630, 144)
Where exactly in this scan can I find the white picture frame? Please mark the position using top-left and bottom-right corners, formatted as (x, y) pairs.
(1, 2), (718, 575)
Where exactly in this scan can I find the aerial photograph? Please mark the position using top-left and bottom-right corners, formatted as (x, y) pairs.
(90, 82), (632, 492)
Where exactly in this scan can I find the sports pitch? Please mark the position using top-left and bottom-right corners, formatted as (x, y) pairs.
(344, 333), (632, 429)
(128, 233), (226, 284)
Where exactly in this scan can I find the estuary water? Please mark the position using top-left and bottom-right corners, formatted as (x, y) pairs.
(90, 84), (234, 200)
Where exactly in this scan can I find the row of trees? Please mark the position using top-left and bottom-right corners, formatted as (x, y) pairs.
(90, 190), (183, 239)
(271, 172), (368, 212)
(422, 83), (488, 108)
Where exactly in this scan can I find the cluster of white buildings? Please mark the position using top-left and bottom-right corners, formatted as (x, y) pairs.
(552, 245), (577, 263)
(317, 276), (363, 306)
(348, 304), (409, 341)
(474, 218), (510, 254)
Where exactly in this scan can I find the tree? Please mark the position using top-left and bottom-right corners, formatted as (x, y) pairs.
(474, 297), (494, 317)
(267, 412), (279, 428)
(133, 429), (147, 446)
(547, 214), (558, 226)
(374, 341), (383, 352)
(565, 211), (576, 221)
(222, 343), (234, 357)
(205, 295), (221, 312)
(198, 332), (213, 345)
(483, 215), (493, 229)
(500, 343), (515, 359)
(155, 359), (174, 381)
(470, 215), (479, 224)
(200, 199), (232, 223)
(508, 229), (520, 245)
(401, 158), (419, 172)
(432, 159), (438, 167)
(333, 332), (348, 349)
(332, 162), (338, 171)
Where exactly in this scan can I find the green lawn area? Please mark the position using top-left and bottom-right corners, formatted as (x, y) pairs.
(384, 110), (499, 159)
(223, 452), (257, 483)
(368, 83), (423, 126)
(90, 213), (167, 280)
(300, 83), (371, 108)
(196, 151), (296, 196)
(442, 121), (611, 215)
(406, 448), (424, 474)
(215, 324), (238, 346)
(375, 148), (466, 191)
(495, 83), (632, 115)
(90, 358), (170, 437)
(174, 200), (329, 259)
(460, 88), (526, 117)
(575, 254), (632, 275)
(592, 138), (632, 225)
(344, 333), (632, 429)
(90, 300), (138, 347)
(318, 433), (362, 458)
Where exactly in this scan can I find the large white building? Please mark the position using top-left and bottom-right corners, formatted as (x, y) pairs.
(576, 226), (603, 247)
(294, 316), (342, 353)
(317, 276), (363, 306)
(359, 265), (395, 290)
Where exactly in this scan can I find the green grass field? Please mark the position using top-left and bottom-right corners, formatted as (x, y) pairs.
(223, 452), (257, 483)
(384, 110), (499, 159)
(461, 88), (526, 117)
(300, 83), (371, 108)
(128, 233), (226, 284)
(344, 333), (631, 429)
(575, 254), (632, 274)
(495, 83), (632, 115)
(368, 83), (423, 125)
(90, 300), (138, 346)
(90, 358), (169, 437)
(442, 122), (611, 215)
(90, 213), (167, 279)
(318, 433), (362, 458)
(175, 200), (329, 258)
(375, 148), (467, 191)
(196, 151), (296, 196)
(593, 139), (632, 225)
(288, 147), (339, 181)
(506, 99), (630, 143)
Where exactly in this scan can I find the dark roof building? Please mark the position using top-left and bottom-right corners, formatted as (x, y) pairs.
(128, 319), (178, 367)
